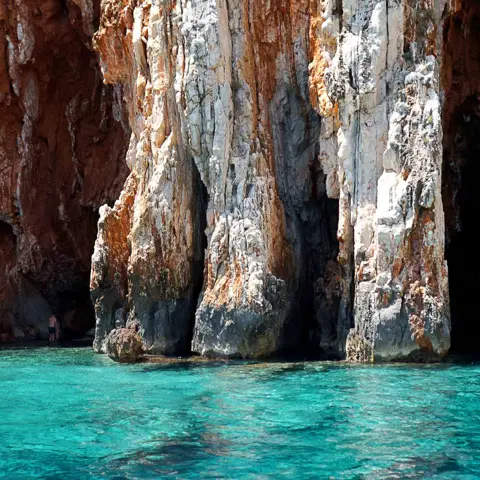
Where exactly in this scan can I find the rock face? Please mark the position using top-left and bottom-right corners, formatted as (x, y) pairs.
(320, 0), (451, 361)
(89, 0), (459, 361)
(0, 0), (129, 340)
(105, 327), (144, 363)
(3, 0), (477, 361)
(90, 0), (344, 359)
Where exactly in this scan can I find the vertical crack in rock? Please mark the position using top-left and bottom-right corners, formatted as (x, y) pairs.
(186, 158), (209, 354)
(0, 0), (129, 342)
(442, 1), (480, 355)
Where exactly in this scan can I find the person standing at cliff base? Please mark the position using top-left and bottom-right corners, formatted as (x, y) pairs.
(48, 315), (58, 344)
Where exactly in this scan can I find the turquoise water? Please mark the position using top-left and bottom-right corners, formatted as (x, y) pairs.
(1, 349), (480, 479)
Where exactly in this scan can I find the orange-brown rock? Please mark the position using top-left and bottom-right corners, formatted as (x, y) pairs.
(88, 0), (345, 359)
(105, 327), (144, 363)
(0, 0), (128, 340)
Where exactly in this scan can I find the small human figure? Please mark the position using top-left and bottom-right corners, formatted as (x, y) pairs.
(114, 308), (124, 329)
(48, 314), (58, 344)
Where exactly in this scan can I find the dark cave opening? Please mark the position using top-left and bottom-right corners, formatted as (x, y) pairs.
(271, 87), (341, 360)
(186, 159), (209, 355)
(0, 222), (17, 338)
(0, 221), (16, 265)
(443, 97), (480, 354)
(53, 283), (96, 341)
(442, 2), (480, 355)
(46, 206), (101, 342)
(294, 154), (341, 360)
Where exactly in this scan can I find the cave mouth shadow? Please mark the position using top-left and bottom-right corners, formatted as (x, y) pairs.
(184, 158), (209, 356)
(269, 85), (342, 361)
(443, 96), (480, 356)
(442, 1), (480, 356)
(54, 284), (96, 341)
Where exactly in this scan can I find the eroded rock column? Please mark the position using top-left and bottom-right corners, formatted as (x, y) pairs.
(190, 1), (343, 358)
(92, 1), (207, 354)
(317, 0), (450, 361)
(92, 0), (347, 358)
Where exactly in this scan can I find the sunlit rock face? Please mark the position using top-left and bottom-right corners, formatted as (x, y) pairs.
(90, 0), (344, 358)
(89, 0), (455, 362)
(0, 0), (128, 340)
(105, 327), (145, 363)
(320, 0), (451, 362)
(3, 0), (469, 361)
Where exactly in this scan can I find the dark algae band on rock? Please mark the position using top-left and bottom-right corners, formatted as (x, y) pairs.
(1, 0), (479, 362)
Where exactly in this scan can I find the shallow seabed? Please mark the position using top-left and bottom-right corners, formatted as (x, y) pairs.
(1, 348), (480, 479)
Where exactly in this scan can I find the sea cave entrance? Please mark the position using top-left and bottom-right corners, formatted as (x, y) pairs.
(442, 2), (480, 354)
(270, 86), (342, 360)
(0, 0), (129, 344)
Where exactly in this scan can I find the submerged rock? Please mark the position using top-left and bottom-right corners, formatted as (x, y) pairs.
(105, 329), (145, 364)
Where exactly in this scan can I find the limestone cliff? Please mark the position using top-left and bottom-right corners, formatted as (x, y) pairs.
(1, 0), (477, 361)
(90, 0), (344, 358)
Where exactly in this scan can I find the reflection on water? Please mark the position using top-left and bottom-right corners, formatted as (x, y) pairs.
(2, 348), (480, 479)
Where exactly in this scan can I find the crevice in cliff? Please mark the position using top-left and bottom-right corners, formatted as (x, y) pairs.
(442, 2), (480, 355)
(51, 279), (96, 341)
(296, 171), (341, 360)
(0, 222), (17, 339)
(38, 206), (100, 342)
(0, 222), (16, 252)
(187, 158), (209, 355)
(271, 87), (341, 359)
(443, 96), (480, 354)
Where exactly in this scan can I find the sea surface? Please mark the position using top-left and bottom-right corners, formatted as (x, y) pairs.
(1, 348), (480, 479)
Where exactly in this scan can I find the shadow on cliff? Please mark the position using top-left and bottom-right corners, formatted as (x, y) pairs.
(269, 85), (344, 360)
(0, 0), (129, 344)
(442, 3), (480, 356)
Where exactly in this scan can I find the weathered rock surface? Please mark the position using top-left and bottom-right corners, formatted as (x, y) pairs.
(89, 0), (459, 361)
(3, 0), (477, 361)
(90, 0), (345, 359)
(105, 327), (144, 363)
(318, 0), (451, 361)
(0, 0), (129, 340)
